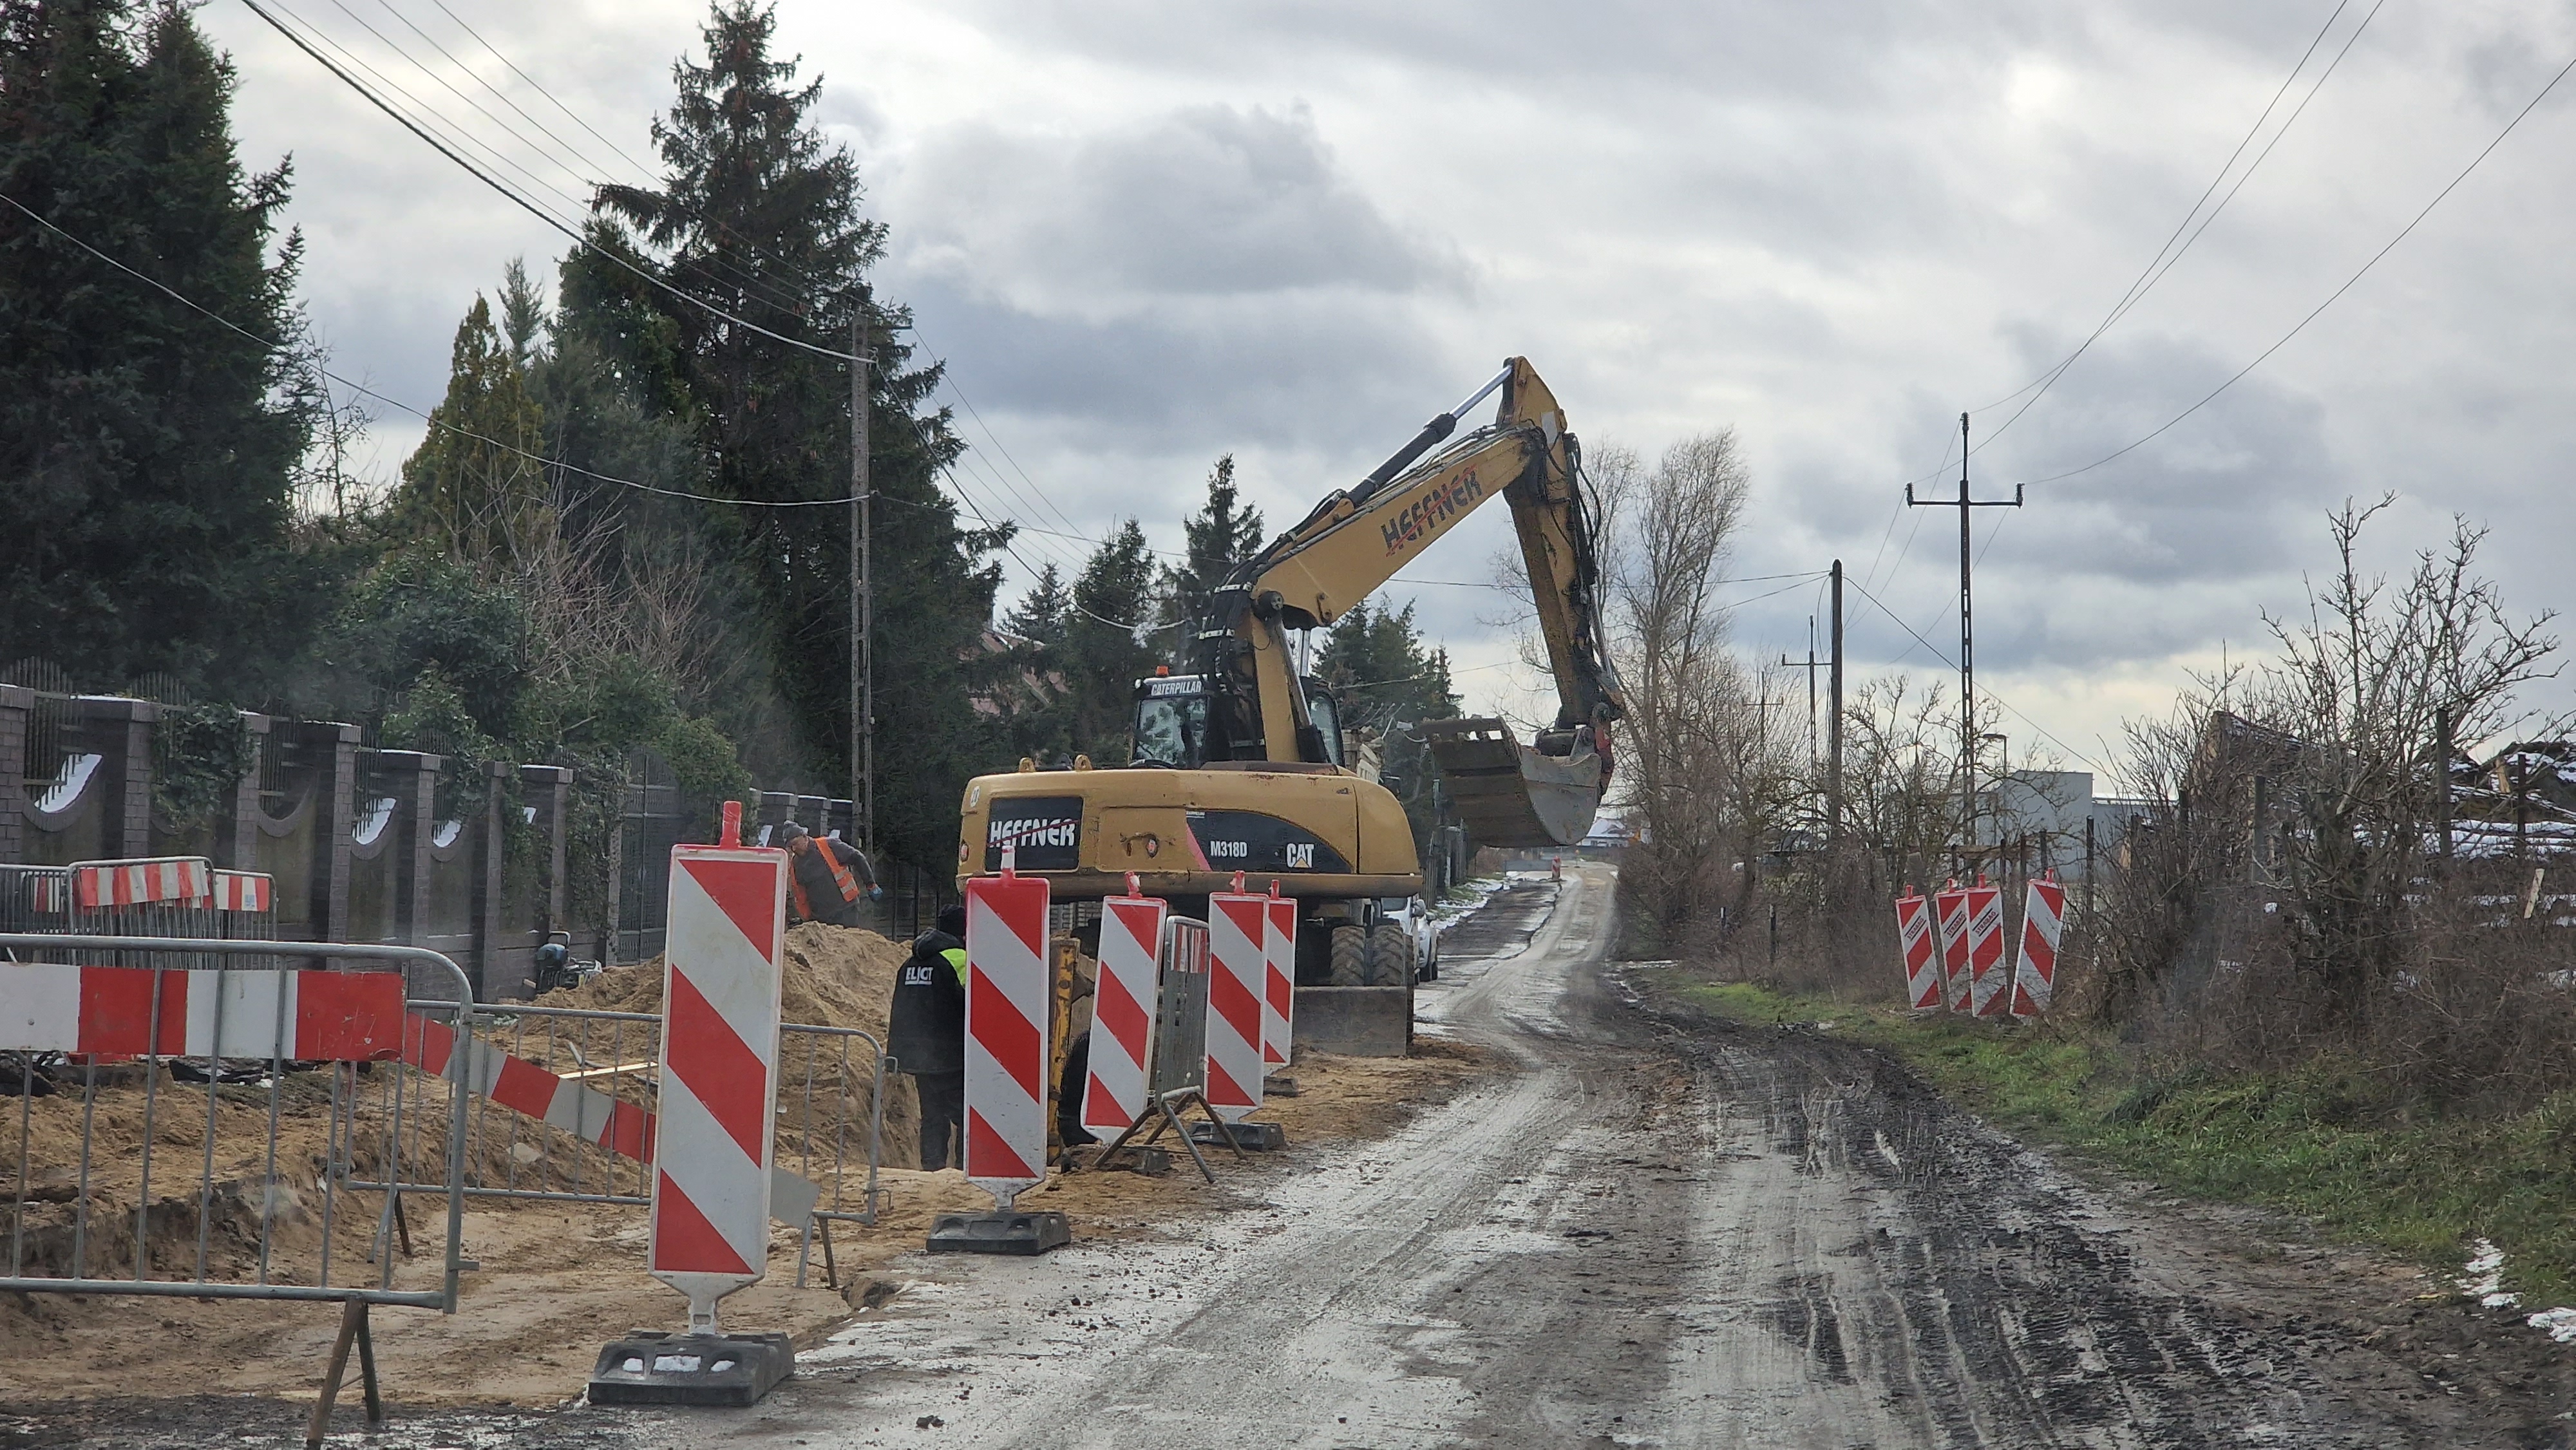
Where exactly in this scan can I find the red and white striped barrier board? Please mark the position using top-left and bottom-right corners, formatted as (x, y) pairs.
(1262, 891), (1296, 1069)
(406, 1013), (656, 1160)
(1081, 885), (1165, 1138)
(1965, 880), (2009, 1018)
(2011, 877), (2067, 1018)
(1933, 883), (1971, 1012)
(0, 965), (405, 1060)
(1895, 892), (1940, 1010)
(210, 870), (271, 913)
(74, 857), (211, 909)
(964, 868), (1052, 1205)
(1204, 884), (1269, 1124)
(402, 1011), (819, 1225)
(649, 830), (788, 1328)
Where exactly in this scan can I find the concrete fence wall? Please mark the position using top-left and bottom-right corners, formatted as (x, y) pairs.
(0, 690), (951, 1002)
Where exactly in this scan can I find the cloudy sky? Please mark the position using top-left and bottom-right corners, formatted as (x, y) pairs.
(195, 0), (2576, 779)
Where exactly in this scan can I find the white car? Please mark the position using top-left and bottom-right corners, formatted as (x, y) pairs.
(1376, 896), (1442, 983)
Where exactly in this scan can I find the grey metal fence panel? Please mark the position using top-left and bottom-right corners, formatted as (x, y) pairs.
(0, 864), (68, 940)
(0, 934), (471, 1312)
(1152, 917), (1211, 1096)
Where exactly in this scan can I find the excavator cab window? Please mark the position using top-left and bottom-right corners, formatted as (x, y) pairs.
(1132, 678), (1211, 769)
(1303, 680), (1345, 768)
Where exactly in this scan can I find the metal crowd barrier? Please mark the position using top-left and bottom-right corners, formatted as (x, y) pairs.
(68, 857), (218, 966)
(342, 1001), (889, 1287)
(0, 864), (70, 940)
(213, 868), (279, 969)
(0, 934), (472, 1312)
(1, 932), (473, 1445)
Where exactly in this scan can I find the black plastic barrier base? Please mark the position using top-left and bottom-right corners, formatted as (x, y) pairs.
(925, 1210), (1072, 1256)
(1189, 1120), (1287, 1151)
(588, 1330), (793, 1407)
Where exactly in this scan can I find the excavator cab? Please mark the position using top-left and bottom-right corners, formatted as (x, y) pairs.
(1130, 672), (1344, 770)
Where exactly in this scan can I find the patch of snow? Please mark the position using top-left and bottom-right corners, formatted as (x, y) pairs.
(2457, 1238), (2522, 1308)
(2527, 1306), (2576, 1343)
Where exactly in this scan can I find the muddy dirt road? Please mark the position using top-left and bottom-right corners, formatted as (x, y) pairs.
(558, 862), (2564, 1447)
(17, 863), (2569, 1446)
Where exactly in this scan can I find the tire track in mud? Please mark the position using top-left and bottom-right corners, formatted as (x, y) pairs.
(1642, 1003), (2537, 1448)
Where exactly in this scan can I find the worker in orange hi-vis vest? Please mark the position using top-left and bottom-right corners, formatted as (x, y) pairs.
(778, 821), (882, 928)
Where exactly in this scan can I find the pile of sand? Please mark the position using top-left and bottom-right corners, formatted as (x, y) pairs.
(540, 922), (925, 1171)
(540, 920), (909, 1038)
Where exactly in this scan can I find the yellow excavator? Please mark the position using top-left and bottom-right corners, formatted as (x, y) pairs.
(956, 357), (1622, 1018)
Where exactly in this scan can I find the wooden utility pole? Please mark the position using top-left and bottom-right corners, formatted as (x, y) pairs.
(1828, 560), (1844, 844)
(1908, 413), (2021, 871)
(850, 303), (875, 855)
(2436, 705), (2454, 865)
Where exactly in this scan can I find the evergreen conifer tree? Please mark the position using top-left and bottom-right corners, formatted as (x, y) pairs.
(564, 1), (1006, 865)
(1162, 453), (1265, 658)
(396, 296), (552, 568)
(0, 0), (314, 692)
(1067, 521), (1159, 762)
(1002, 561), (1069, 648)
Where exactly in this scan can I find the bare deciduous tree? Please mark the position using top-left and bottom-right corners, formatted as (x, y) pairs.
(1599, 429), (1804, 950)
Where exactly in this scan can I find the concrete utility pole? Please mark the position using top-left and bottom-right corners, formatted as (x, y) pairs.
(850, 303), (875, 856)
(1908, 413), (2020, 871)
(1828, 559), (1844, 845)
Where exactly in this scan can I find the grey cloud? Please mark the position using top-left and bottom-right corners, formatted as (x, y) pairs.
(898, 104), (1462, 303)
(892, 270), (1457, 457)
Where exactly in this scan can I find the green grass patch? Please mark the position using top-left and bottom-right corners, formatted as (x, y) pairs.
(1678, 979), (2576, 1309)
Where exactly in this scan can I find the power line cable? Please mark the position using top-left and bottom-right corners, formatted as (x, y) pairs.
(1956, 0), (2367, 446)
(239, 0), (867, 365)
(290, 0), (826, 325)
(252, 0), (1122, 559)
(1971, 0), (2388, 458)
(388, 0), (840, 322)
(0, 189), (867, 510)
(424, 0), (662, 180)
(2012, 38), (2576, 489)
(257, 0), (1267, 568)
(1841, 574), (2111, 775)
(935, 468), (1175, 633)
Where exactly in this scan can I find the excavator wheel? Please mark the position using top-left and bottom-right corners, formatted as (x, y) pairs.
(1327, 925), (1370, 986)
(1365, 923), (1412, 987)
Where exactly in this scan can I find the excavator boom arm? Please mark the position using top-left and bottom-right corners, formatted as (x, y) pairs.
(1224, 357), (1624, 762)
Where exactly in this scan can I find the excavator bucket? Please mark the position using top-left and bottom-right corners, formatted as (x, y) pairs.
(1421, 718), (1605, 849)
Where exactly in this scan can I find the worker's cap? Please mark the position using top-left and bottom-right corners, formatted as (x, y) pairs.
(776, 821), (811, 843)
(936, 905), (967, 937)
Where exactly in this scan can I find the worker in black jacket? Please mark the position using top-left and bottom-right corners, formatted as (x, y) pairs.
(889, 905), (968, 1170)
(779, 822), (880, 928)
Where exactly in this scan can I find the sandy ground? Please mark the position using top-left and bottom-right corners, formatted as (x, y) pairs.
(0, 1027), (1486, 1412)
